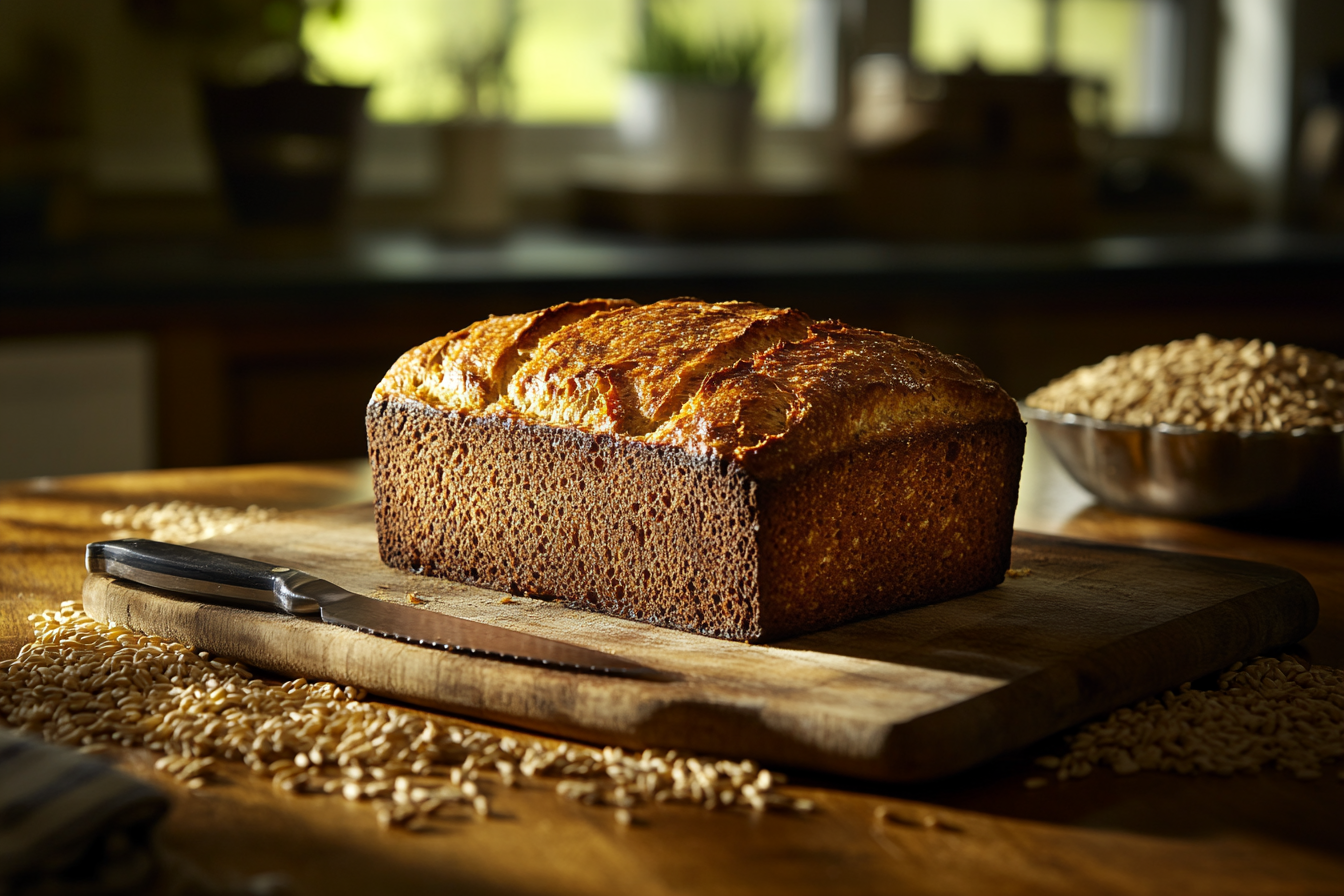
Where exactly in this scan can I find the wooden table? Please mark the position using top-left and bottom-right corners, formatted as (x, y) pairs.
(2, 432), (1342, 895)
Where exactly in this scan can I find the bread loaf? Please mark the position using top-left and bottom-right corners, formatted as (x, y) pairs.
(367, 298), (1024, 642)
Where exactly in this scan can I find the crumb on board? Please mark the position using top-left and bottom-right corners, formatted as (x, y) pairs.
(1005, 568), (1032, 578)
(499, 597), (516, 604)
(871, 805), (959, 831)
(407, 593), (427, 605)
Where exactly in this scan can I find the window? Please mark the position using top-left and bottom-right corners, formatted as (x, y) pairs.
(910, 0), (1185, 135)
(302, 0), (816, 125)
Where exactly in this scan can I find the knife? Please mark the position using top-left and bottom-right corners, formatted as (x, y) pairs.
(86, 538), (666, 680)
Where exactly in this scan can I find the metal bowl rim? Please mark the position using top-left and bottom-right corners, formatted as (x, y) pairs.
(1019, 404), (1344, 441)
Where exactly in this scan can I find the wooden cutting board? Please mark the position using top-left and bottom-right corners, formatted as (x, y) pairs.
(82, 504), (1317, 782)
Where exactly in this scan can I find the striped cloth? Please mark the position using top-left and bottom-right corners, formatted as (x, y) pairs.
(0, 728), (167, 895)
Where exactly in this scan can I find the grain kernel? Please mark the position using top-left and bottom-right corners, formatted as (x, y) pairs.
(1027, 337), (1344, 432)
(3, 603), (814, 832)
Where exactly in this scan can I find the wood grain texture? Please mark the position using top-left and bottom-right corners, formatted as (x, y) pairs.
(0, 462), (369, 661)
(82, 504), (1317, 782)
(5, 456), (1344, 896)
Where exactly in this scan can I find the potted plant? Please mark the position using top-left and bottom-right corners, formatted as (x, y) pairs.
(618, 0), (770, 186)
(429, 0), (518, 238)
(126, 0), (368, 228)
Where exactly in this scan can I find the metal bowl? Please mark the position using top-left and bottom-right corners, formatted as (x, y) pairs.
(1021, 405), (1344, 520)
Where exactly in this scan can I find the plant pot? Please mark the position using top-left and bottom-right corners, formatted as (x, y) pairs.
(617, 74), (756, 186)
(432, 120), (510, 238)
(200, 80), (368, 227)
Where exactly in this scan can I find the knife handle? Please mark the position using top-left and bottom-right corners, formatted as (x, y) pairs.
(86, 539), (322, 615)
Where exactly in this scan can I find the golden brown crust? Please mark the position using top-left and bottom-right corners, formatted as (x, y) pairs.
(368, 300), (1025, 641)
(372, 299), (1020, 479)
(651, 322), (1020, 478)
(506, 299), (813, 435)
(371, 299), (635, 411)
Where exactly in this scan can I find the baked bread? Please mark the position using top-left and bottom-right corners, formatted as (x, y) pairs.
(367, 298), (1024, 642)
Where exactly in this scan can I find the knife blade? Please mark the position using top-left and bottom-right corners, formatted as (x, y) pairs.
(85, 538), (666, 680)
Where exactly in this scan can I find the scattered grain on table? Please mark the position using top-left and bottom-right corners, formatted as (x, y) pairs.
(1026, 656), (1344, 787)
(101, 502), (279, 544)
(0, 602), (814, 830)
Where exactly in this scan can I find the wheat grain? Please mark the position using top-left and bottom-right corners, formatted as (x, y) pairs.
(1027, 656), (1344, 787)
(0, 603), (814, 829)
(1026, 336), (1344, 432)
(100, 502), (279, 545)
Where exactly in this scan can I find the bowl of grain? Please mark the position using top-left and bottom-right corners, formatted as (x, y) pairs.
(1023, 335), (1344, 519)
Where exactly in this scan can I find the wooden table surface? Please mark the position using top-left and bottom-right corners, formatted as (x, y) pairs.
(2, 430), (1342, 895)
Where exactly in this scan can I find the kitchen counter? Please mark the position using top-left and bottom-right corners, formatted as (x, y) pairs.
(1, 430), (1341, 895)
(7, 226), (1344, 297)
(6, 227), (1344, 473)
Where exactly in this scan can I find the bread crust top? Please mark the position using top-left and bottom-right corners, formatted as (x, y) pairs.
(373, 299), (1020, 478)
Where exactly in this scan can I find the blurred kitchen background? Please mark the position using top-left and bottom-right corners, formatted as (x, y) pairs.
(2, 0), (1343, 479)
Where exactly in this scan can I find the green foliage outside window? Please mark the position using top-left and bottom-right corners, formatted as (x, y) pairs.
(301, 0), (800, 124)
(629, 0), (770, 88)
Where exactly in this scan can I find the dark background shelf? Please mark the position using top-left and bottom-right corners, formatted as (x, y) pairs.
(6, 226), (1344, 469)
